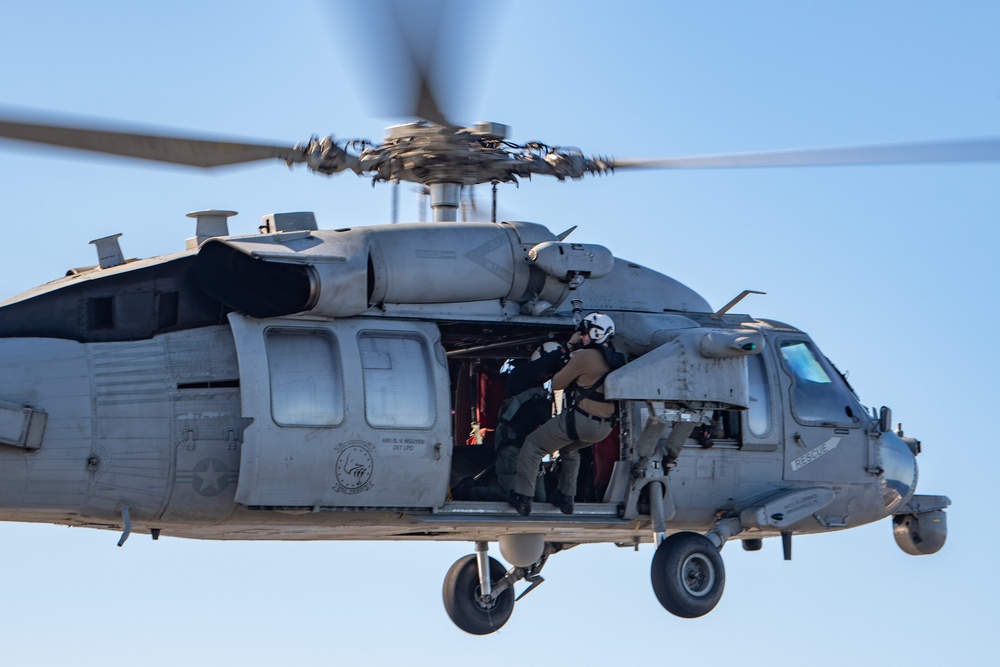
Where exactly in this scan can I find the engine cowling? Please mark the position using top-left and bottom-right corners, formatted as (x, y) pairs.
(195, 221), (614, 318)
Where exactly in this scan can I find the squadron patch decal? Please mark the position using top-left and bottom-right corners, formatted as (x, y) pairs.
(334, 440), (375, 494)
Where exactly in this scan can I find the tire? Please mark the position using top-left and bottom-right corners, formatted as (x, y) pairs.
(443, 554), (514, 635)
(650, 532), (725, 618)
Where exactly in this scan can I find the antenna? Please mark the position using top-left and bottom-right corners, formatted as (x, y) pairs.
(711, 290), (766, 319)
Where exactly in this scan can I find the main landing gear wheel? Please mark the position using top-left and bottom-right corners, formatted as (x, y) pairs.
(443, 554), (514, 635)
(650, 531), (725, 618)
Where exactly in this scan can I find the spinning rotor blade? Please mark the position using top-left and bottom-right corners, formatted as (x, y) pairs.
(609, 138), (1000, 170)
(333, 0), (487, 126)
(0, 115), (302, 168)
(390, 0), (450, 126)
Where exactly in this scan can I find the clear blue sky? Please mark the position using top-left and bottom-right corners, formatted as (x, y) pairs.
(0, 2), (997, 665)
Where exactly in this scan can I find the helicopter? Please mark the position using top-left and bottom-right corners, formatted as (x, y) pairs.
(0, 2), (990, 638)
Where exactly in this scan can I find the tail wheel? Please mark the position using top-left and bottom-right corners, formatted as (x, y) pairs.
(651, 531), (725, 618)
(443, 554), (514, 635)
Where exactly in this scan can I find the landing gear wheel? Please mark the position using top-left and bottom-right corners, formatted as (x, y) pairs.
(443, 554), (514, 635)
(650, 532), (725, 618)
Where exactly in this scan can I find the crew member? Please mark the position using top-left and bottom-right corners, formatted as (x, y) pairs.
(462, 342), (562, 503)
(508, 313), (618, 516)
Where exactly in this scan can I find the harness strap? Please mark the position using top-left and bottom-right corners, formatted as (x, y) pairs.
(567, 372), (612, 408)
(565, 372), (617, 440)
(563, 343), (625, 440)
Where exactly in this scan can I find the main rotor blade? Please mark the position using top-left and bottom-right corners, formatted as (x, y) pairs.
(331, 0), (489, 126)
(0, 116), (302, 168)
(331, 1), (450, 125)
(389, 0), (450, 126)
(609, 138), (1000, 170)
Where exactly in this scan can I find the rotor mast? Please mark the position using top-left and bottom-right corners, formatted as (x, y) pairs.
(429, 183), (461, 222)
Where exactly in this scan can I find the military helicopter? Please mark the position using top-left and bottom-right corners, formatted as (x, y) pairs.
(0, 2), (990, 637)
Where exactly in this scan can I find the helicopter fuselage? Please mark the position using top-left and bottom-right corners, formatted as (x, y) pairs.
(0, 216), (941, 550)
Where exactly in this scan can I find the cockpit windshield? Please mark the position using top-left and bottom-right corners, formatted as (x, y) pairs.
(779, 340), (860, 426)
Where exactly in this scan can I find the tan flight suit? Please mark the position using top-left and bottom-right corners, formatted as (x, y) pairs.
(514, 346), (615, 499)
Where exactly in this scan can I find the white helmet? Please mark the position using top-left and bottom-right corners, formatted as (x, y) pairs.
(531, 341), (562, 361)
(580, 313), (615, 344)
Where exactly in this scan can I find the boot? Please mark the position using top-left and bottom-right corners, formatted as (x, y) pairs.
(549, 489), (574, 515)
(507, 490), (532, 516)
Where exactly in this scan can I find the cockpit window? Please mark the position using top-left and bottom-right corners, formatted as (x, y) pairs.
(747, 354), (771, 436)
(781, 343), (832, 384)
(779, 340), (859, 426)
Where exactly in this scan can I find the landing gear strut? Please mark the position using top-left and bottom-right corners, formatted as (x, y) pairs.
(650, 531), (726, 618)
(442, 553), (514, 635)
(443, 538), (558, 634)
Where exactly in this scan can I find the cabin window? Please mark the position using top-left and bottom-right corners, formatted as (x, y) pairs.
(359, 331), (434, 428)
(266, 329), (344, 427)
(779, 340), (858, 426)
(747, 353), (771, 436)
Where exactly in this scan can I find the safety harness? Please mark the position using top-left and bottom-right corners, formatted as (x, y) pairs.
(564, 343), (626, 440)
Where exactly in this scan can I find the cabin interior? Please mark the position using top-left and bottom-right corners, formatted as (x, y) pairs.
(439, 322), (746, 505)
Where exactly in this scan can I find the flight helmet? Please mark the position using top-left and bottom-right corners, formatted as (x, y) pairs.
(580, 312), (615, 344)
